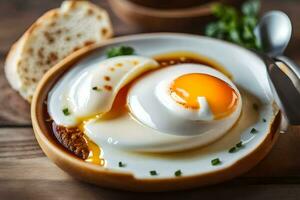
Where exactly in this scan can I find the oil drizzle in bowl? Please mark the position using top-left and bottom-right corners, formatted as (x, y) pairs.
(79, 122), (105, 166)
(154, 51), (232, 79)
(85, 136), (105, 166)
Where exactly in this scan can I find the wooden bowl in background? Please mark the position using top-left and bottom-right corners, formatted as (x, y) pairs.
(108, 0), (246, 32)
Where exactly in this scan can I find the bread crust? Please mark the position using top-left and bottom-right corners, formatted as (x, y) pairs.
(5, 1), (113, 102)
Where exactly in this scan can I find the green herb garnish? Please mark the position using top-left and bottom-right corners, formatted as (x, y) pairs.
(118, 161), (126, 167)
(229, 147), (237, 153)
(229, 141), (244, 153)
(211, 158), (221, 166)
(175, 170), (182, 177)
(236, 141), (243, 148)
(262, 118), (267, 123)
(205, 0), (261, 50)
(92, 86), (102, 91)
(250, 128), (258, 134)
(62, 108), (70, 116)
(150, 170), (158, 176)
(106, 46), (135, 58)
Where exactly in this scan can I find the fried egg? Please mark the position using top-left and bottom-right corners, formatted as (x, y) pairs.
(127, 64), (241, 136)
(48, 56), (242, 152)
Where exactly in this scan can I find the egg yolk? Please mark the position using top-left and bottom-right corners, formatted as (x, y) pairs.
(170, 73), (238, 119)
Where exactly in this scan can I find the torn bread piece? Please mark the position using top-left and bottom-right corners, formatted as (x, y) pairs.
(5, 1), (113, 102)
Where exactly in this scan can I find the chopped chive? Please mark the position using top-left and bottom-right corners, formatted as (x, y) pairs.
(253, 103), (259, 111)
(175, 170), (182, 177)
(62, 108), (70, 116)
(250, 128), (258, 134)
(211, 158), (221, 166)
(229, 141), (243, 154)
(262, 118), (267, 123)
(229, 147), (237, 153)
(106, 46), (135, 58)
(236, 141), (243, 148)
(118, 161), (126, 167)
(150, 170), (158, 176)
(92, 86), (102, 91)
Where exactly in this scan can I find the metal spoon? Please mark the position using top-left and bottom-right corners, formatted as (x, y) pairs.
(254, 11), (300, 125)
(255, 10), (300, 92)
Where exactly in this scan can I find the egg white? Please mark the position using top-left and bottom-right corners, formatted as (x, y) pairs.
(127, 64), (242, 136)
(48, 55), (159, 126)
(84, 108), (232, 152)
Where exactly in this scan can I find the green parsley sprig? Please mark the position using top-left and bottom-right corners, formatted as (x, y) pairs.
(205, 0), (261, 50)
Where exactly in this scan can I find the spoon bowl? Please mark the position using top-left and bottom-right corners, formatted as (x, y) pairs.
(255, 11), (292, 57)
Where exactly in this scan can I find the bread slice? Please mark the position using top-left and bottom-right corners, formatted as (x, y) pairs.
(5, 0), (113, 102)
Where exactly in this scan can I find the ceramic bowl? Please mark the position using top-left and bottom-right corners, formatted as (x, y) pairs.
(108, 0), (245, 31)
(31, 33), (281, 191)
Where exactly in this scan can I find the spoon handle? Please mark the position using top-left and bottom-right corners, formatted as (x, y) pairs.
(261, 55), (300, 125)
(275, 56), (300, 93)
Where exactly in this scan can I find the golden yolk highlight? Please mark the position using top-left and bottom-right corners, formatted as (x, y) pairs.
(85, 137), (105, 166)
(170, 73), (238, 119)
(78, 123), (104, 166)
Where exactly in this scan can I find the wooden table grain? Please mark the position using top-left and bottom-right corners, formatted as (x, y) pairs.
(0, 0), (299, 199)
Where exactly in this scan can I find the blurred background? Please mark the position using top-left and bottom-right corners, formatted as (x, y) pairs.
(0, 0), (299, 62)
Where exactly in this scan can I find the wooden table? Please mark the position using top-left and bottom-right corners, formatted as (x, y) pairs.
(0, 0), (299, 199)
